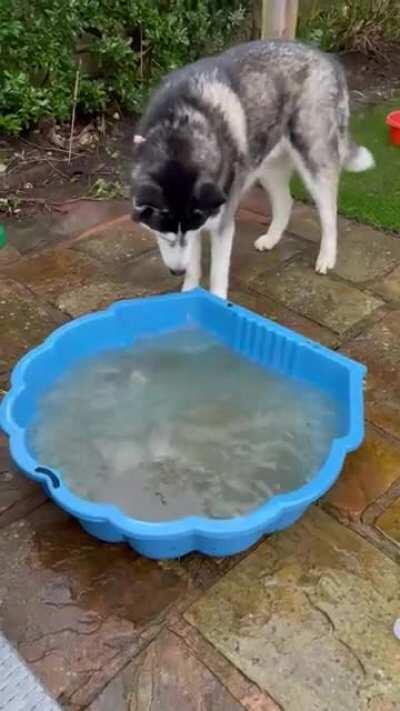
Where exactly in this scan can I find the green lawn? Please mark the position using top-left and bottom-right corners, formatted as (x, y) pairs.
(292, 99), (400, 233)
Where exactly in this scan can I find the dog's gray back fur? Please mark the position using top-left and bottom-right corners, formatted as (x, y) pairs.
(132, 40), (352, 202)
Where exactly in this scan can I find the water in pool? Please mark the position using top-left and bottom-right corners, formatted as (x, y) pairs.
(29, 328), (339, 521)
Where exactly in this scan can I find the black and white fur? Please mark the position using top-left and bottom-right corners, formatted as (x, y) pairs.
(132, 41), (374, 299)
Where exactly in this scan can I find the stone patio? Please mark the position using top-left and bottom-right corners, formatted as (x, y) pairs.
(1, 192), (400, 710)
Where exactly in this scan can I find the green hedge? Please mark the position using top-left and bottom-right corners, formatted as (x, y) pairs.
(0, 0), (248, 134)
(298, 0), (400, 53)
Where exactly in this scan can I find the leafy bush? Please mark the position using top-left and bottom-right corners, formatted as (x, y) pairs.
(298, 0), (400, 54)
(0, 0), (248, 134)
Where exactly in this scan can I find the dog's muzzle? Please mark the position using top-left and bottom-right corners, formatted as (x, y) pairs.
(169, 269), (186, 277)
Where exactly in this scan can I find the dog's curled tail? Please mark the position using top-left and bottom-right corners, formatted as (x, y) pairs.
(344, 141), (375, 172)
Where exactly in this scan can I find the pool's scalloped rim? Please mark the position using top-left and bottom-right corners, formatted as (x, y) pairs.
(0, 288), (366, 558)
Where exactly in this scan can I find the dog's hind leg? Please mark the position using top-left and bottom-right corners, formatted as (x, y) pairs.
(254, 154), (293, 252)
(210, 220), (235, 299)
(293, 158), (339, 274)
(313, 174), (338, 274)
(182, 232), (202, 292)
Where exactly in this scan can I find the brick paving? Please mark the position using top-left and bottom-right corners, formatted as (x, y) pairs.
(0, 192), (400, 710)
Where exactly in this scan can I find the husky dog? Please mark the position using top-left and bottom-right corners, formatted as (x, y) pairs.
(131, 41), (374, 299)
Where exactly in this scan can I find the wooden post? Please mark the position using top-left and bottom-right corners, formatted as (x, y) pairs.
(261, 0), (299, 40)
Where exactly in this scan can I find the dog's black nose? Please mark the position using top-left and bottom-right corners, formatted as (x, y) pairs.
(169, 269), (186, 277)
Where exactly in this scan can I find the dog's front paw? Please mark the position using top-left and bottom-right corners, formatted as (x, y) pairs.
(315, 250), (336, 275)
(182, 277), (200, 292)
(254, 232), (281, 252)
(210, 286), (228, 300)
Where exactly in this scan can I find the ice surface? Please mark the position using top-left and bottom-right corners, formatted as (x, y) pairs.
(29, 328), (339, 521)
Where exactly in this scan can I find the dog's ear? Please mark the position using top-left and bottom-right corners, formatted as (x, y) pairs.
(194, 179), (226, 211)
(132, 182), (164, 223)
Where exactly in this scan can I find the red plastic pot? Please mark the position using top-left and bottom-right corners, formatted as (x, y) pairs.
(386, 110), (400, 146)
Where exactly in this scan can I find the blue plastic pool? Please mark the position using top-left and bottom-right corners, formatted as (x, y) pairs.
(0, 288), (366, 559)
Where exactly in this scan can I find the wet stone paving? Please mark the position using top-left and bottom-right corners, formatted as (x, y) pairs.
(0, 190), (400, 710)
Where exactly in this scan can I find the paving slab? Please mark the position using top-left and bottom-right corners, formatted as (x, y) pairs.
(0, 433), (8, 473)
(3, 184), (267, 254)
(240, 186), (269, 217)
(237, 208), (269, 226)
(57, 244), (170, 316)
(118, 251), (180, 297)
(0, 243), (20, 265)
(87, 629), (243, 711)
(4, 214), (68, 255)
(61, 222), (303, 310)
(343, 310), (400, 438)
(229, 289), (340, 349)
(289, 205), (400, 284)
(332, 224), (400, 284)
(167, 616), (280, 711)
(0, 372), (8, 394)
(288, 203), (344, 244)
(72, 220), (154, 264)
(56, 200), (129, 242)
(57, 279), (141, 317)
(324, 427), (400, 521)
(2, 187), (267, 259)
(231, 221), (305, 285)
(1, 249), (108, 308)
(0, 433), (47, 530)
(117, 226), (303, 299)
(375, 497), (400, 547)
(0, 503), (232, 706)
(251, 259), (383, 334)
(0, 278), (67, 373)
(4, 200), (129, 254)
(187, 508), (400, 711)
(372, 264), (400, 302)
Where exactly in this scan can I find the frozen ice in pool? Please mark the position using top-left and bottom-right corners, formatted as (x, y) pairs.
(28, 327), (339, 521)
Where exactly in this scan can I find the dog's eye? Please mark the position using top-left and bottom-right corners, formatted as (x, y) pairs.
(192, 207), (219, 219)
(135, 204), (154, 220)
(136, 205), (170, 221)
